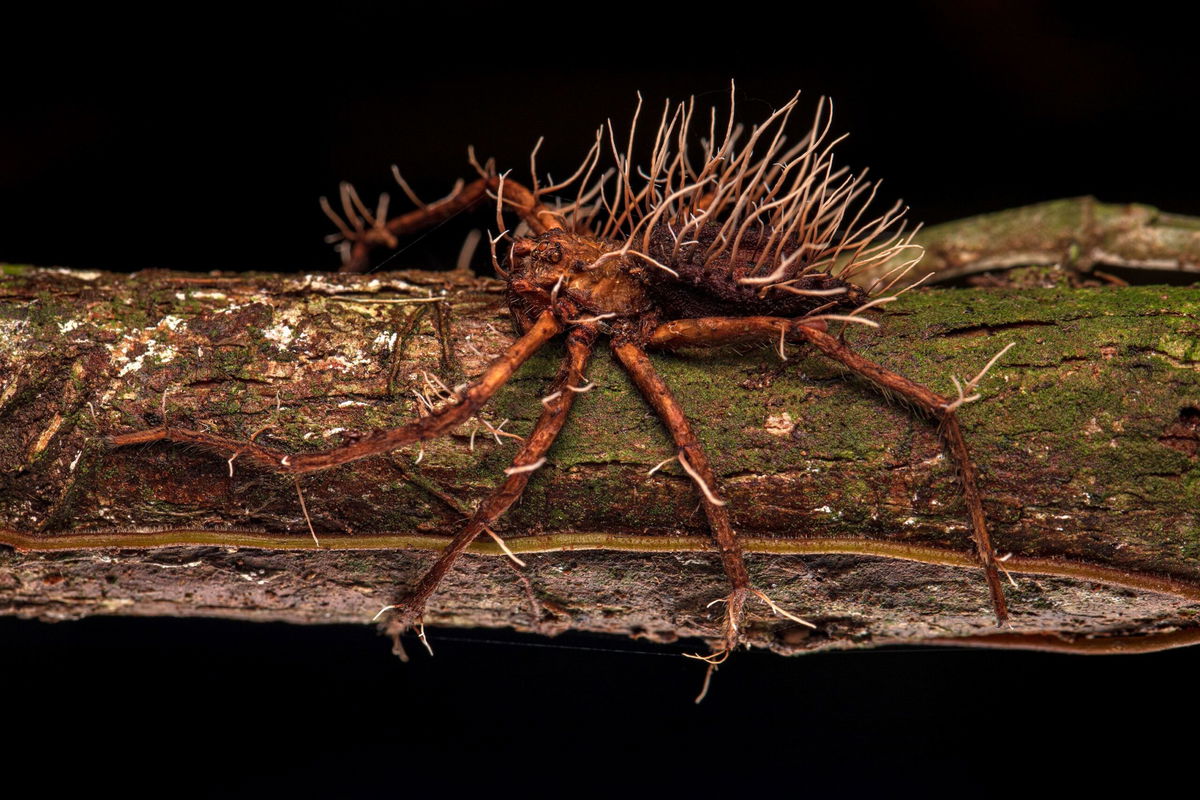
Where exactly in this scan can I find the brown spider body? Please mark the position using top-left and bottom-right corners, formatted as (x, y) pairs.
(113, 88), (1014, 696)
(507, 223), (868, 346)
(507, 230), (655, 328)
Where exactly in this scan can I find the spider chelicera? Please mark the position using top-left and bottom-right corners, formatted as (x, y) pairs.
(112, 88), (1012, 669)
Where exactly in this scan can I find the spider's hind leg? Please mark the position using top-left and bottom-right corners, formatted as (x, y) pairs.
(648, 316), (1010, 624)
(380, 325), (597, 644)
(789, 322), (1010, 623)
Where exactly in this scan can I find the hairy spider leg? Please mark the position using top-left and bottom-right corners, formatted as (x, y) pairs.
(381, 325), (597, 639)
(108, 311), (564, 476)
(648, 316), (1009, 623)
(330, 176), (565, 273)
(610, 342), (751, 655)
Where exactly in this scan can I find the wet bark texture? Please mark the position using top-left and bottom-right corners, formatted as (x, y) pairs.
(1, 207), (1199, 655)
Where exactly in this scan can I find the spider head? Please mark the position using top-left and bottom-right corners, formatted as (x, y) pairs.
(507, 230), (653, 321)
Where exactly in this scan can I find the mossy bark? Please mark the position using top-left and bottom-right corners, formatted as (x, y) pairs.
(1, 261), (1198, 655)
(873, 196), (1200, 287)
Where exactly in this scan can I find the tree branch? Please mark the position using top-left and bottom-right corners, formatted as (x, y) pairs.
(1, 259), (1198, 654)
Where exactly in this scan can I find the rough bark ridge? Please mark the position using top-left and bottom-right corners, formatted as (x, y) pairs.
(1, 255), (1198, 656)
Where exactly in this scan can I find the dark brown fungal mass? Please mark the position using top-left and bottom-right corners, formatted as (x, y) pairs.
(644, 223), (869, 319)
(110, 87), (1015, 695)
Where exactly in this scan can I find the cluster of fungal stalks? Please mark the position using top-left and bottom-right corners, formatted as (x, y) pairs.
(533, 91), (918, 294)
(117, 86), (1012, 699)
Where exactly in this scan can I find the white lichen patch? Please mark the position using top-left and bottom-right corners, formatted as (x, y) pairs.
(319, 347), (378, 371)
(116, 355), (146, 377)
(295, 273), (425, 296)
(373, 331), (399, 350)
(314, 355), (359, 373)
(259, 303), (309, 350)
(263, 324), (295, 348)
(116, 338), (176, 376)
(0, 317), (30, 339)
(159, 315), (186, 332)
(43, 267), (101, 281)
(105, 331), (144, 371)
(57, 319), (82, 334)
(764, 412), (795, 437)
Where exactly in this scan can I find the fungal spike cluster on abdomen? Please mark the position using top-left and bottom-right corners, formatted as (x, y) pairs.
(642, 222), (869, 320)
(535, 84), (922, 312)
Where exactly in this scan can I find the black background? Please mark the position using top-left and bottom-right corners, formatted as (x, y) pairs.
(3, 2), (1198, 796)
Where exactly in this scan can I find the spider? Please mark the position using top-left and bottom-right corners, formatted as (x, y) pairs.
(112, 87), (1012, 670)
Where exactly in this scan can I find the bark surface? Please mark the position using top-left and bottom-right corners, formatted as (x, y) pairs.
(1, 259), (1198, 655)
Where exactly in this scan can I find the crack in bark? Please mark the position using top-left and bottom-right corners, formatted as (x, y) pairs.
(4, 527), (1200, 603)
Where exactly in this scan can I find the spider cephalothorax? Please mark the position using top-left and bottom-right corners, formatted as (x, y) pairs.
(506, 230), (655, 328)
(112, 87), (1012, 695)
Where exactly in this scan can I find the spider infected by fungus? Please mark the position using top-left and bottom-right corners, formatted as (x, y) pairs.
(110, 86), (1014, 679)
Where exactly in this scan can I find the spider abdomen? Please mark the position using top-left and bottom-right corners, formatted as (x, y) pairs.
(642, 223), (867, 320)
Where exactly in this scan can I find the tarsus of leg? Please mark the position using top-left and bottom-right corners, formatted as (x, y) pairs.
(611, 341), (751, 656)
(644, 315), (1011, 624)
(379, 326), (597, 640)
(107, 311), (564, 476)
(328, 174), (566, 273)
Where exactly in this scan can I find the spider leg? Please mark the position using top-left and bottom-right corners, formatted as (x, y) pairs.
(610, 341), (750, 655)
(380, 325), (596, 640)
(648, 316), (1009, 624)
(108, 311), (563, 476)
(333, 176), (565, 273)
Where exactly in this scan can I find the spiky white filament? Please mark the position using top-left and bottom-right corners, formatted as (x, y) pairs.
(942, 342), (1017, 412)
(504, 457), (546, 476)
(676, 451), (726, 507)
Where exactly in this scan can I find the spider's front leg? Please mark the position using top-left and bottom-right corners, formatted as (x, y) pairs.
(108, 311), (563, 476)
(648, 316), (1010, 624)
(380, 325), (597, 644)
(324, 174), (565, 273)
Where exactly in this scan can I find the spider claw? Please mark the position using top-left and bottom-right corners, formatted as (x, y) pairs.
(376, 600), (434, 657)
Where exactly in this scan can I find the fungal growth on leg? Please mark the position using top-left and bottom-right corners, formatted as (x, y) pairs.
(110, 86), (1013, 681)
